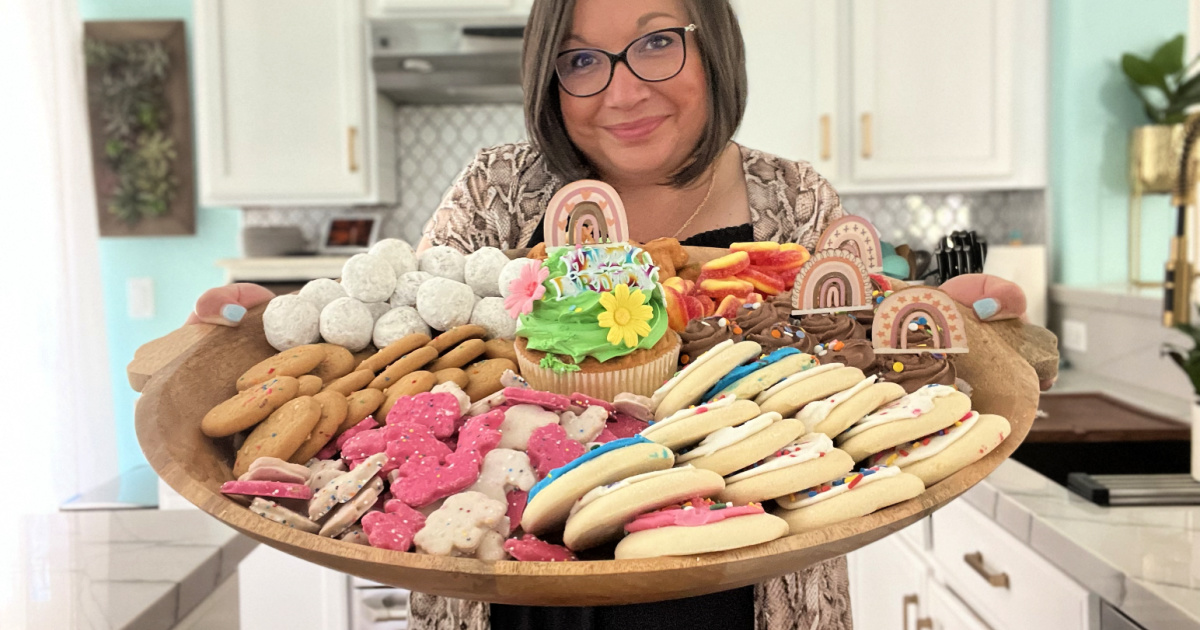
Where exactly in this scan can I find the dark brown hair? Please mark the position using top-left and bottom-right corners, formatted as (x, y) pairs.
(522, 0), (747, 187)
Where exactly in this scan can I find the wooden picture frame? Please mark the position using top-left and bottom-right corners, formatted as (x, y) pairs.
(85, 21), (195, 237)
(318, 212), (384, 254)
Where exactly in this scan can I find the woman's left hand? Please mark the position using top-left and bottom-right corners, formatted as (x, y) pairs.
(938, 274), (1055, 391)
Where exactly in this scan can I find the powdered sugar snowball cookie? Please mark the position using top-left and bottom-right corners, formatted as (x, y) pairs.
(419, 246), (466, 283)
(364, 301), (391, 323)
(498, 258), (540, 299)
(263, 295), (321, 351)
(417, 277), (474, 331)
(298, 278), (348, 312)
(464, 247), (510, 297)
(374, 306), (432, 347)
(341, 253), (397, 303)
(369, 238), (418, 279)
(320, 297), (374, 352)
(469, 297), (517, 340)
(391, 271), (432, 308)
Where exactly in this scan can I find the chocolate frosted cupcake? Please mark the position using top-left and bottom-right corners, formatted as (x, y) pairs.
(679, 317), (735, 366)
(871, 353), (957, 394)
(814, 338), (876, 371)
(746, 321), (817, 353)
(799, 313), (867, 342)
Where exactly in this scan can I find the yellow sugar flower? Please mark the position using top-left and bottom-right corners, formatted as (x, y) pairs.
(597, 284), (654, 348)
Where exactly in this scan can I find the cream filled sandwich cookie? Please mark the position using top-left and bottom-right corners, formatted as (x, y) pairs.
(641, 396), (761, 451)
(613, 498), (789, 560)
(866, 412), (1011, 486)
(562, 465), (725, 551)
(717, 432), (856, 505)
(652, 340), (763, 421)
(754, 364), (866, 418)
(835, 384), (972, 463)
(796, 375), (906, 437)
(675, 413), (805, 477)
(521, 436), (675, 536)
(773, 465), (925, 533)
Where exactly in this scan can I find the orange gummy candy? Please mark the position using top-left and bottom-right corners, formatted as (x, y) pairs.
(700, 277), (755, 300)
(735, 268), (787, 296)
(699, 251), (751, 279)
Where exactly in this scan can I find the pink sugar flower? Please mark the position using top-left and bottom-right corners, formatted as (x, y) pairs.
(504, 263), (549, 318)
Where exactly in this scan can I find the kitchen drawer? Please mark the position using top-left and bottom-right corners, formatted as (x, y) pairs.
(925, 580), (993, 630)
(931, 500), (1090, 630)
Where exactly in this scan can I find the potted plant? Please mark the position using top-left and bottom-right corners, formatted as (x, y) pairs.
(1161, 326), (1200, 482)
(1122, 34), (1200, 192)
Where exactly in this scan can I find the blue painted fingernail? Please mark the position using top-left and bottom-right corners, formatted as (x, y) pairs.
(973, 298), (999, 320)
(222, 304), (246, 323)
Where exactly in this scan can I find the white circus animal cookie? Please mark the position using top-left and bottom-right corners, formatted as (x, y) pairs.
(369, 239), (418, 279)
(417, 277), (475, 331)
(320, 297), (374, 352)
(306, 459), (347, 491)
(467, 448), (537, 504)
(263, 295), (321, 351)
(560, 406), (607, 444)
(341, 253), (397, 304)
(498, 405), (560, 451)
(431, 381), (472, 416)
(374, 306), (432, 348)
(414, 491), (509, 557)
(419, 246), (467, 283)
(250, 497), (320, 533)
(464, 247), (511, 298)
(470, 297), (518, 340)
(391, 271), (432, 308)
(308, 453), (385, 521)
(319, 476), (385, 538)
(298, 278), (348, 312)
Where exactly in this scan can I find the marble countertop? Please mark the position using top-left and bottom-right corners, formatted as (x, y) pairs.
(1, 508), (255, 630)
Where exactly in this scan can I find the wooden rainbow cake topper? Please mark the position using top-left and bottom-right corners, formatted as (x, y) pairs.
(872, 287), (969, 354)
(816, 215), (883, 272)
(543, 180), (629, 248)
(790, 249), (873, 315)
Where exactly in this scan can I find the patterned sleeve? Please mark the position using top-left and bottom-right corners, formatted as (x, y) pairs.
(422, 143), (560, 254)
(743, 147), (846, 250)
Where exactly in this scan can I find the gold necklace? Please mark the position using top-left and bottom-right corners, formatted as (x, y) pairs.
(670, 168), (718, 240)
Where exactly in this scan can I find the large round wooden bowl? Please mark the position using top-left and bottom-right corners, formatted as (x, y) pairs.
(133, 252), (1039, 606)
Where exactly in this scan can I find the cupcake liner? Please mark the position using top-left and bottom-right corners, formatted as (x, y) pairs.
(517, 335), (681, 401)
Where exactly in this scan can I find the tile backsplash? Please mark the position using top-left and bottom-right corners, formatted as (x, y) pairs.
(244, 104), (1046, 252)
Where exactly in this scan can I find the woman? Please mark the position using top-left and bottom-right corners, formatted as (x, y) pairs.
(192, 0), (1035, 627)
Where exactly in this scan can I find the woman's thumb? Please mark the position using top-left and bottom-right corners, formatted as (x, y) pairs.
(186, 283), (276, 327)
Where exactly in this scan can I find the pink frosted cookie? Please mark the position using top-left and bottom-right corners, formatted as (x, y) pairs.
(503, 387), (571, 412)
(456, 411), (504, 464)
(390, 451), (481, 508)
(362, 500), (427, 551)
(606, 412), (650, 439)
(613, 393), (653, 421)
(383, 423), (454, 471)
(221, 480), (313, 501)
(592, 428), (619, 444)
(506, 490), (527, 535)
(327, 416), (380, 456)
(503, 535), (577, 562)
(386, 392), (460, 439)
(249, 497), (320, 534)
(568, 393), (615, 415)
(624, 499), (766, 532)
(526, 424), (586, 479)
(613, 498), (789, 560)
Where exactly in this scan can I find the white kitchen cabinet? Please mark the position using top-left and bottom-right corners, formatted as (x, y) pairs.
(368, 0), (530, 18)
(849, 531), (930, 630)
(732, 0), (839, 180)
(925, 580), (995, 630)
(195, 0), (395, 206)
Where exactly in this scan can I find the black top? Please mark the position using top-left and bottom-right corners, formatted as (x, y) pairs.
(525, 223), (755, 250)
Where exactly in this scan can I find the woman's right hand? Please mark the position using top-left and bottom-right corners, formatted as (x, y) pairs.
(185, 283), (276, 327)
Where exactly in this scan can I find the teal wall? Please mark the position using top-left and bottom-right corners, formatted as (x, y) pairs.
(1051, 0), (1189, 286)
(80, 0), (241, 473)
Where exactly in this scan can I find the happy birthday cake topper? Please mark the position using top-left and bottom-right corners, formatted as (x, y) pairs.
(544, 180), (629, 248)
(872, 287), (969, 354)
(817, 216), (883, 273)
(790, 249), (873, 315)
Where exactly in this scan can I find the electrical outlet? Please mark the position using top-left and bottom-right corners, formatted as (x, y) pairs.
(1062, 319), (1087, 353)
(127, 277), (155, 320)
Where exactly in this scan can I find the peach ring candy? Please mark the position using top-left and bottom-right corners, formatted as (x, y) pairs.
(700, 278), (755, 300)
(700, 251), (751, 278)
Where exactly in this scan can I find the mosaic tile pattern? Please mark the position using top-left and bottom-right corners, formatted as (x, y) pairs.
(243, 104), (1046, 254)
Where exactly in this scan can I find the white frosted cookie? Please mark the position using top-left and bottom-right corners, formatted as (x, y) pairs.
(652, 340), (763, 421)
(391, 271), (433, 308)
(718, 432), (855, 504)
(374, 306), (432, 348)
(341, 253), (397, 304)
(796, 378), (907, 437)
(867, 412), (1011, 486)
(416, 277), (474, 331)
(773, 466), (925, 533)
(419, 246), (467, 283)
(369, 238), (418, 279)
(522, 438), (675, 535)
(298, 278), (348, 312)
(614, 503), (789, 560)
(641, 397), (761, 451)
(263, 294), (321, 351)
(677, 414), (805, 477)
(470, 297), (518, 339)
(464, 247), (510, 297)
(836, 385), (972, 462)
(320, 297), (374, 352)
(755, 365), (866, 418)
(562, 465), (725, 551)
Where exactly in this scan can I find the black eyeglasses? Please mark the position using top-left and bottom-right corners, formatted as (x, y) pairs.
(555, 24), (698, 98)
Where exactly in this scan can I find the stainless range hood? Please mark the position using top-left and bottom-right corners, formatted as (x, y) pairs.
(372, 19), (525, 105)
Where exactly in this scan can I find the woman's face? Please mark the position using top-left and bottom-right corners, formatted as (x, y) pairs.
(559, 0), (709, 185)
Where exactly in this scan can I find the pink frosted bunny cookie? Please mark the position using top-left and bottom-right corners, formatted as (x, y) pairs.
(390, 450), (481, 508)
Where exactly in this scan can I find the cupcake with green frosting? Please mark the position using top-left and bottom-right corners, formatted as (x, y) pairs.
(510, 243), (681, 400)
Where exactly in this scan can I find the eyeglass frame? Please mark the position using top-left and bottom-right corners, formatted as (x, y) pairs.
(555, 24), (698, 98)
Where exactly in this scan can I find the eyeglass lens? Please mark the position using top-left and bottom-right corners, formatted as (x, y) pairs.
(556, 29), (688, 97)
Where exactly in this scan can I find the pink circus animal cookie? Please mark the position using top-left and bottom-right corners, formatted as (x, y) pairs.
(386, 392), (461, 439)
(526, 424), (586, 479)
(506, 490), (528, 535)
(413, 491), (509, 557)
(220, 480), (313, 501)
(362, 500), (428, 552)
(249, 497), (320, 534)
(309, 453), (386, 521)
(559, 406), (608, 444)
(606, 412), (650, 439)
(497, 404), (560, 451)
(503, 387), (572, 412)
(321, 416), (380, 460)
(390, 451), (481, 508)
(568, 392), (615, 415)
(503, 534), (577, 562)
(456, 410), (504, 463)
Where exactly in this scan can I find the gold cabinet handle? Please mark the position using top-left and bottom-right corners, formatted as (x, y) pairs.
(903, 594), (919, 630)
(348, 126), (359, 173)
(860, 112), (873, 159)
(820, 114), (832, 161)
(916, 618), (933, 630)
(964, 552), (1010, 588)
